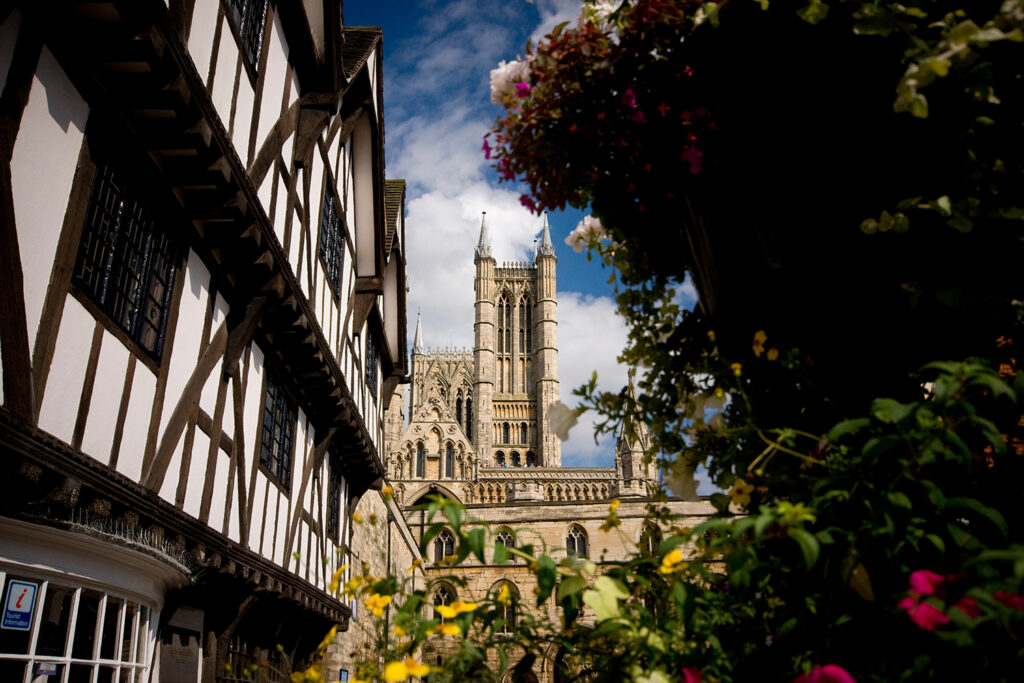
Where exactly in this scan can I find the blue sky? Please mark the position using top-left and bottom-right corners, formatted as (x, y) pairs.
(343, 1), (704, 480)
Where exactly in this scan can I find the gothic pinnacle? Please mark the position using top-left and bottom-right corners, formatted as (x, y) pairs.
(537, 211), (556, 258)
(412, 311), (425, 354)
(475, 211), (493, 260)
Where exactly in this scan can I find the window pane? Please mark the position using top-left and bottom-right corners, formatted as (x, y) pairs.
(72, 590), (102, 659)
(120, 602), (137, 662)
(0, 576), (34, 655)
(135, 607), (148, 664)
(35, 584), (75, 656)
(0, 660), (25, 681)
(99, 598), (122, 660)
(97, 665), (116, 683)
(69, 662), (94, 683)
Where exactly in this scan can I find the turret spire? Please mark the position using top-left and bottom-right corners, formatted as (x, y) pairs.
(474, 212), (493, 259)
(412, 311), (425, 355)
(537, 212), (556, 258)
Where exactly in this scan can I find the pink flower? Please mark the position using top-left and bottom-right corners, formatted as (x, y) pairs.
(900, 598), (951, 631)
(681, 668), (702, 683)
(792, 664), (857, 683)
(994, 591), (1024, 611)
(621, 87), (637, 108)
(953, 597), (981, 619)
(631, 110), (646, 122)
(481, 138), (492, 159)
(909, 570), (946, 597)
(515, 81), (531, 97)
(519, 194), (537, 212)
(684, 65), (694, 77)
(681, 146), (703, 175)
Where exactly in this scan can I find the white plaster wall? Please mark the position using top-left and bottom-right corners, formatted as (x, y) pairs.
(210, 16), (238, 135)
(199, 291), (229, 415)
(255, 13), (290, 160)
(231, 70), (254, 154)
(207, 443), (231, 535)
(367, 47), (379, 120)
(181, 429), (210, 520)
(116, 364), (156, 482)
(287, 200), (302, 282)
(248, 474), (266, 553)
(0, 9), (22, 95)
(11, 47), (88, 354)
(225, 455), (241, 543)
(160, 251), (209, 438)
(37, 297), (93, 443)
(80, 331), (130, 462)
(187, 0), (219, 82)
(353, 116), (375, 278)
(262, 481), (280, 563)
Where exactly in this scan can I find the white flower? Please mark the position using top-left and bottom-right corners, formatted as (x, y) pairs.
(564, 215), (609, 253)
(489, 59), (530, 104)
(576, 0), (633, 31)
(547, 401), (583, 441)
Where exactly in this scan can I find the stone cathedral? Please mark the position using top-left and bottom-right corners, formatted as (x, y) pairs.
(384, 213), (658, 508)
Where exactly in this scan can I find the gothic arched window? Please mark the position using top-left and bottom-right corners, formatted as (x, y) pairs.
(466, 398), (473, 440)
(445, 443), (453, 478)
(455, 396), (463, 427)
(495, 582), (518, 634)
(416, 443), (425, 478)
(433, 582), (455, 619)
(495, 452), (505, 467)
(503, 423), (510, 443)
(434, 529), (456, 563)
(640, 523), (663, 556)
(511, 452), (521, 467)
(520, 423), (527, 443)
(567, 525), (588, 558)
(526, 451), (536, 467)
(505, 329), (511, 354)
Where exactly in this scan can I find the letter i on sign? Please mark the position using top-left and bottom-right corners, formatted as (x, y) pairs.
(2, 580), (39, 631)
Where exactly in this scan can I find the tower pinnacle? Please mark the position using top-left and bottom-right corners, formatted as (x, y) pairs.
(474, 212), (493, 260)
(537, 212), (556, 258)
(412, 311), (425, 355)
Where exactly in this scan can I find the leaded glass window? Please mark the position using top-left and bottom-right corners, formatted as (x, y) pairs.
(444, 444), (453, 478)
(416, 443), (425, 477)
(74, 162), (179, 360)
(260, 374), (296, 488)
(226, 0), (270, 74)
(365, 333), (379, 398)
(319, 191), (345, 297)
(433, 583), (454, 620)
(327, 457), (342, 541)
(433, 530), (455, 563)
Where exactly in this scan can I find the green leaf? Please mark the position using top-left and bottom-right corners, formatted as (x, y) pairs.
(925, 534), (946, 553)
(949, 19), (981, 45)
(934, 195), (952, 216)
(557, 576), (588, 602)
(947, 215), (973, 233)
(827, 418), (870, 442)
(797, 0), (829, 24)
(535, 555), (558, 606)
(710, 492), (731, 512)
(789, 527), (820, 569)
(673, 581), (696, 629)
(947, 497), (1009, 540)
(493, 542), (509, 565)
(468, 528), (486, 563)
(582, 576), (630, 621)
(887, 491), (913, 510)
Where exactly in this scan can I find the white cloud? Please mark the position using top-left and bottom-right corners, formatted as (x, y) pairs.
(554, 291), (629, 467)
(529, 0), (586, 46)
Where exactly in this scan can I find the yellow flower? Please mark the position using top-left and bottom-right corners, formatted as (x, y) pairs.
(365, 593), (392, 617)
(290, 664), (324, 683)
(729, 479), (755, 508)
(752, 329), (767, 357)
(381, 485), (394, 499)
(707, 329), (716, 342)
(609, 498), (621, 513)
(434, 604), (457, 619)
(351, 513), (364, 524)
(394, 624), (407, 637)
(328, 564), (349, 595)
(766, 346), (779, 361)
(451, 600), (478, 614)
(714, 387), (725, 399)
(343, 575), (366, 599)
(659, 548), (688, 575)
(408, 558), (423, 574)
(384, 658), (431, 682)
(730, 362), (742, 376)
(369, 513), (379, 525)
(429, 622), (461, 636)
(317, 625), (338, 653)
(496, 583), (512, 606)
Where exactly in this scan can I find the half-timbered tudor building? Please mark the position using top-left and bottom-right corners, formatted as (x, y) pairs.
(0, 2), (407, 681)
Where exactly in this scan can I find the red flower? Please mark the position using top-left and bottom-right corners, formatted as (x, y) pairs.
(994, 591), (1024, 610)
(953, 596), (981, 619)
(792, 664), (857, 683)
(515, 81), (531, 97)
(909, 570), (946, 597)
(681, 668), (702, 683)
(481, 138), (492, 159)
(681, 146), (703, 175)
(684, 65), (694, 77)
(519, 194), (537, 212)
(657, 101), (671, 117)
(621, 87), (637, 108)
(899, 597), (951, 631)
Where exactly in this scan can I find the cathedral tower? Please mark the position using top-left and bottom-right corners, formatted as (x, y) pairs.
(472, 213), (561, 468)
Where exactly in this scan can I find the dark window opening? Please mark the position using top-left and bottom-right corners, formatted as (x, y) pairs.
(444, 444), (453, 478)
(327, 457), (342, 541)
(260, 374), (296, 488)
(520, 423), (527, 443)
(567, 526), (588, 558)
(74, 162), (180, 360)
(365, 333), (379, 398)
(465, 399), (473, 440)
(433, 530), (455, 563)
(416, 443), (425, 478)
